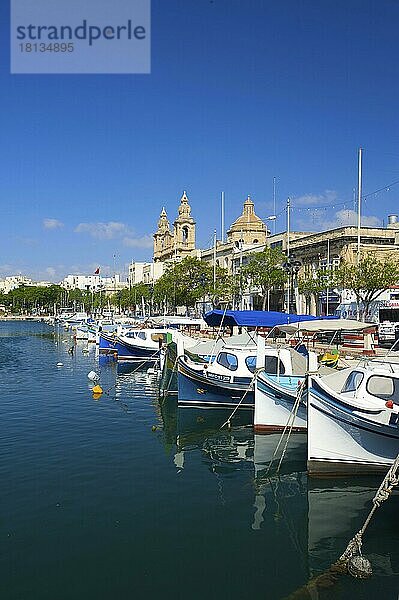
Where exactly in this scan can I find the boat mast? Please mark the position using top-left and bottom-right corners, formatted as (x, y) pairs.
(286, 198), (291, 313)
(213, 229), (217, 295)
(221, 191), (225, 243)
(357, 147), (363, 263)
(326, 237), (330, 316)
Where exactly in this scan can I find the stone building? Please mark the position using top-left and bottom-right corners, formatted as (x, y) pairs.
(201, 209), (399, 313)
(226, 195), (267, 247)
(153, 191), (196, 262)
(289, 221), (399, 314)
(201, 195), (268, 273)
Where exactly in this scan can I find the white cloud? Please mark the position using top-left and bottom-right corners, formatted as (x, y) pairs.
(0, 264), (14, 276)
(293, 190), (338, 207)
(45, 267), (56, 277)
(74, 221), (130, 240)
(123, 235), (153, 249)
(297, 208), (381, 231)
(43, 218), (64, 229)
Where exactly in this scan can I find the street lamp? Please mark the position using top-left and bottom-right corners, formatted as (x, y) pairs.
(199, 273), (206, 316)
(283, 259), (302, 313)
(149, 284), (154, 317)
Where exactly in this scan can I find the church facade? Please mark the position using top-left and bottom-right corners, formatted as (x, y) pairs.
(153, 191), (196, 262)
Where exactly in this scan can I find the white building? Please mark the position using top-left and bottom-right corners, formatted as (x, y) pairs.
(61, 273), (128, 294)
(0, 275), (34, 294)
(62, 274), (103, 291)
(128, 261), (164, 286)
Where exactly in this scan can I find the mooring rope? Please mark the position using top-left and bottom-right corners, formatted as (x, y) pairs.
(284, 452), (399, 599)
(265, 379), (306, 476)
(220, 377), (255, 430)
(101, 348), (161, 396)
(336, 452), (399, 570)
(160, 354), (179, 399)
(275, 381), (305, 474)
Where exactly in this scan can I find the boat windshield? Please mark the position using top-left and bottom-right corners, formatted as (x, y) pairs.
(264, 355), (285, 375)
(341, 371), (364, 393)
(245, 356), (257, 373)
(217, 352), (238, 371)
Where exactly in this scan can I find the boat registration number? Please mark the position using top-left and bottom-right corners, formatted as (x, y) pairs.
(207, 372), (230, 383)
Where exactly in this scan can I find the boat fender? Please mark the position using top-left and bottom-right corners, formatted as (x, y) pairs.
(87, 371), (100, 381)
(348, 555), (372, 579)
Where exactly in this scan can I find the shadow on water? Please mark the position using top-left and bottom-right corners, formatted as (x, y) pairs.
(158, 401), (399, 599)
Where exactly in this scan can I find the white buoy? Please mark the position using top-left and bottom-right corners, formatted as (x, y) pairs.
(57, 362), (63, 367)
(87, 370), (100, 381)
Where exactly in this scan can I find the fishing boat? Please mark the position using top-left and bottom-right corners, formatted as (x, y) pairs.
(61, 311), (89, 326)
(108, 328), (171, 361)
(255, 348), (311, 433)
(177, 309), (324, 410)
(177, 342), (258, 409)
(160, 332), (255, 399)
(254, 319), (376, 433)
(307, 359), (399, 474)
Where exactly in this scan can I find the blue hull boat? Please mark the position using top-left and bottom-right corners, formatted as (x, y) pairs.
(177, 357), (254, 409)
(99, 332), (118, 355)
(99, 333), (160, 362)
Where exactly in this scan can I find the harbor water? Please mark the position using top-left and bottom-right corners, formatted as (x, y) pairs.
(1, 320), (399, 599)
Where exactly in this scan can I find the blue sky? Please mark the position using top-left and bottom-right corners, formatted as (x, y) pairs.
(1, 0), (399, 281)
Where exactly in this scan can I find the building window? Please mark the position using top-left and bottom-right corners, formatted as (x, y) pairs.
(332, 257), (340, 269)
(182, 226), (189, 244)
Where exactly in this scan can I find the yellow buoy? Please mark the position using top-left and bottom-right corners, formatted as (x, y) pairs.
(92, 384), (103, 394)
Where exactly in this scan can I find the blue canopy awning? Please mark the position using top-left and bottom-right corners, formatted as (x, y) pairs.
(204, 309), (325, 329)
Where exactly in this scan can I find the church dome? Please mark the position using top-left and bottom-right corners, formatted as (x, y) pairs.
(227, 195), (267, 245)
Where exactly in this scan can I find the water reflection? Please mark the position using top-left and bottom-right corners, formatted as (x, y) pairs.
(159, 401), (399, 597)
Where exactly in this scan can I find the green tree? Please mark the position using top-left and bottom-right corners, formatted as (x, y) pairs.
(3, 284), (63, 314)
(335, 254), (399, 320)
(154, 257), (216, 313)
(241, 247), (288, 310)
(298, 268), (335, 315)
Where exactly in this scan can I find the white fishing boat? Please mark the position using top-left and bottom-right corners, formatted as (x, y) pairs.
(307, 358), (399, 474)
(254, 337), (317, 432)
(254, 319), (375, 433)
